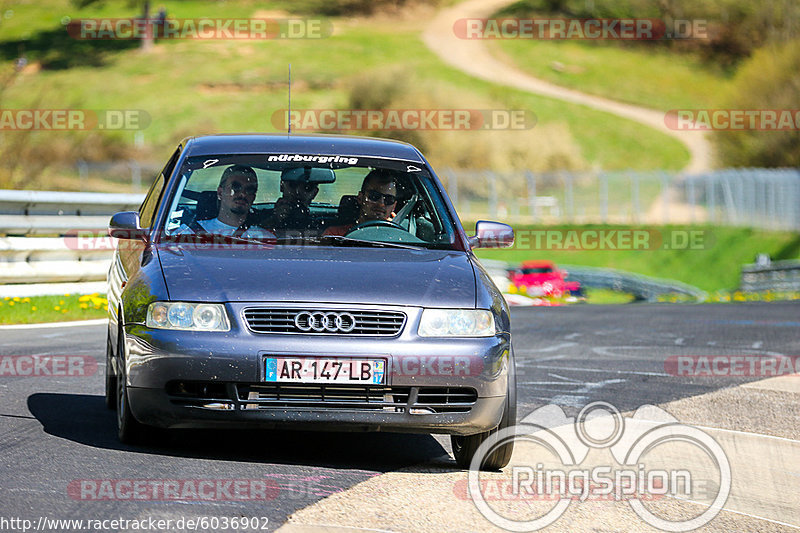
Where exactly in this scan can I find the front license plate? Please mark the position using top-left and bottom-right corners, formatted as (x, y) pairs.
(264, 357), (386, 385)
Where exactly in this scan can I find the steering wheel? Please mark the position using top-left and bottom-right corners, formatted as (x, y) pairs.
(392, 194), (419, 228)
(345, 219), (406, 234)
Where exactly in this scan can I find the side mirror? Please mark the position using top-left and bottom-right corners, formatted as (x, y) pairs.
(469, 220), (514, 249)
(109, 211), (146, 240)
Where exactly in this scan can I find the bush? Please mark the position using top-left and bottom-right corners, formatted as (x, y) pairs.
(712, 40), (800, 168)
(496, 0), (800, 66)
(347, 67), (585, 170)
(291, 0), (441, 16)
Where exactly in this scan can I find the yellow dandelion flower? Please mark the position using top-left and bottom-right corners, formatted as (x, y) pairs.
(22, 297), (30, 302)
(62, 309), (68, 313)
(80, 303), (88, 309)
(8, 301), (14, 306)
(79, 295), (91, 302)
(54, 305), (60, 311)
(13, 297), (20, 302)
(59, 300), (65, 305)
(31, 306), (37, 311)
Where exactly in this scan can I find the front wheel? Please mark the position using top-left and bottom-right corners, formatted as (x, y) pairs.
(452, 365), (517, 470)
(116, 327), (147, 444)
(104, 333), (117, 410)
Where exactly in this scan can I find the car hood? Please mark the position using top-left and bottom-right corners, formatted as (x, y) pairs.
(157, 245), (477, 307)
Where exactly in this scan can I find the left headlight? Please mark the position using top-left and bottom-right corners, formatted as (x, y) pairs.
(146, 302), (230, 331)
(418, 309), (496, 337)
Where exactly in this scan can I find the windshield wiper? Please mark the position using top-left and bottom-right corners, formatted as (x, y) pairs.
(305, 235), (426, 250)
(163, 233), (273, 247)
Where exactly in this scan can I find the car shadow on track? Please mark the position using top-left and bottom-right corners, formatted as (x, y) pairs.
(27, 393), (453, 472)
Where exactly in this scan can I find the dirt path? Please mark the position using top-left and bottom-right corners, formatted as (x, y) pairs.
(421, 0), (712, 173)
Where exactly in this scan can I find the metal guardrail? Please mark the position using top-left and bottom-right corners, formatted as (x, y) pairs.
(0, 189), (144, 235)
(477, 259), (707, 302)
(0, 189), (144, 285)
(560, 264), (707, 302)
(740, 259), (800, 292)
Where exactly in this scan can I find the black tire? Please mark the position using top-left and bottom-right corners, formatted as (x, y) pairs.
(104, 333), (117, 410)
(452, 362), (517, 471)
(116, 324), (147, 444)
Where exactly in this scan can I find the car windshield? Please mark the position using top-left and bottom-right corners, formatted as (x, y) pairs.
(521, 267), (553, 274)
(161, 154), (459, 250)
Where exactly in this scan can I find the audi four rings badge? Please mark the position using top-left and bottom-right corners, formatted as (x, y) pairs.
(294, 311), (356, 333)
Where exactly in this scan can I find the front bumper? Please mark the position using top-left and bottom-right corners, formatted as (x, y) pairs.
(122, 303), (512, 435)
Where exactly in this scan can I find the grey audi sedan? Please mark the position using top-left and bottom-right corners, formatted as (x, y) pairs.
(106, 134), (516, 469)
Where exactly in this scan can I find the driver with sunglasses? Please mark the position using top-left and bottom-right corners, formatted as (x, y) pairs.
(323, 169), (398, 236)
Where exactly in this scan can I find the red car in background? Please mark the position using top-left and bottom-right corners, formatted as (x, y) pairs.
(508, 260), (582, 298)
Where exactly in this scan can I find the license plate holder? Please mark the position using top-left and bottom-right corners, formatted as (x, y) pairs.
(263, 356), (387, 385)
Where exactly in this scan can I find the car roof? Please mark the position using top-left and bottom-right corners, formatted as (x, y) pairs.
(521, 260), (555, 268)
(182, 133), (425, 162)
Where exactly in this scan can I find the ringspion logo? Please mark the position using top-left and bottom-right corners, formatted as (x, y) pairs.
(467, 402), (730, 531)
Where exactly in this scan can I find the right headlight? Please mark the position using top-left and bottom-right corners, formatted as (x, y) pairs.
(418, 309), (496, 337)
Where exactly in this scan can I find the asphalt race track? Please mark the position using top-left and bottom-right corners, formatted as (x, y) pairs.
(1, 302), (798, 532)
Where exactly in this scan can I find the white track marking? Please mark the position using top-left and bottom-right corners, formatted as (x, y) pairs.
(520, 342), (577, 353)
(533, 364), (669, 377)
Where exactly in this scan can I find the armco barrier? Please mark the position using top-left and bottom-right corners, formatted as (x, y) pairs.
(476, 258), (707, 302)
(0, 189), (144, 285)
(560, 264), (707, 302)
(740, 259), (800, 292)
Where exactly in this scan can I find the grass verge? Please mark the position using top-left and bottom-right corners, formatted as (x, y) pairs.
(473, 224), (800, 292)
(490, 39), (733, 111)
(0, 293), (107, 324)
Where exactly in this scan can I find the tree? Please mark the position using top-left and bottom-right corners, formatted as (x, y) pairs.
(713, 39), (800, 167)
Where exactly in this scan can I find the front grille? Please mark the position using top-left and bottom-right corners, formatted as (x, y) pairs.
(415, 387), (479, 413)
(237, 384), (476, 413)
(243, 308), (406, 336)
(238, 384), (410, 411)
(167, 381), (477, 414)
